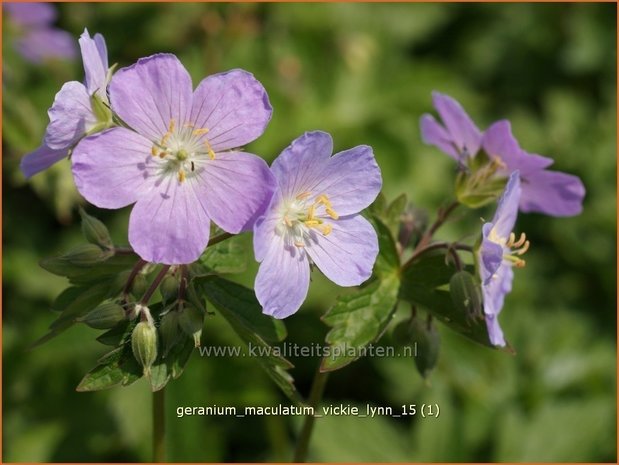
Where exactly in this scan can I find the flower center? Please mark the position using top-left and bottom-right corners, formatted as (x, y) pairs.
(150, 119), (217, 183)
(276, 192), (339, 248)
(489, 228), (530, 268)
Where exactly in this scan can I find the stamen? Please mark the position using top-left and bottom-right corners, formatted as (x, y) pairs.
(161, 132), (171, 146)
(151, 146), (159, 157)
(294, 241), (305, 248)
(515, 240), (530, 255)
(296, 192), (312, 200)
(512, 232), (527, 248)
(307, 204), (316, 221)
(325, 207), (339, 220)
(203, 139), (216, 160)
(168, 119), (176, 133)
(315, 194), (332, 207)
(283, 216), (293, 227)
(318, 224), (332, 236)
(506, 232), (516, 248)
(184, 122), (195, 128)
(178, 169), (186, 183)
(304, 220), (321, 227)
(193, 128), (210, 136)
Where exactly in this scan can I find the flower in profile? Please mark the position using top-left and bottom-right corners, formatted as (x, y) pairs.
(482, 120), (585, 217)
(4, 2), (76, 64)
(478, 171), (528, 347)
(20, 29), (111, 178)
(72, 54), (275, 265)
(420, 91), (482, 163)
(253, 131), (382, 318)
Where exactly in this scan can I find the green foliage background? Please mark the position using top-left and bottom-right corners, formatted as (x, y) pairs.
(2, 3), (616, 462)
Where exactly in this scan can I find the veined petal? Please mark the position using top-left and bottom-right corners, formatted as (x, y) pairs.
(311, 145), (382, 216)
(255, 239), (310, 319)
(420, 114), (459, 160)
(432, 92), (482, 157)
(44, 81), (95, 150)
(479, 223), (504, 284)
(194, 151), (276, 234)
(483, 120), (553, 175)
(79, 29), (108, 97)
(271, 131), (333, 198)
(109, 54), (192, 141)
(190, 69), (272, 152)
(306, 214), (378, 287)
(490, 171), (521, 239)
(520, 169), (585, 217)
(72, 128), (157, 209)
(482, 264), (513, 347)
(20, 144), (67, 178)
(253, 191), (284, 263)
(128, 176), (211, 265)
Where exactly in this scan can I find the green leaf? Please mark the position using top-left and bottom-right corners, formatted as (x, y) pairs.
(384, 193), (408, 236)
(197, 235), (247, 274)
(96, 321), (131, 346)
(40, 250), (139, 285)
(76, 345), (142, 391)
(370, 217), (400, 280)
(197, 276), (302, 405)
(148, 335), (195, 392)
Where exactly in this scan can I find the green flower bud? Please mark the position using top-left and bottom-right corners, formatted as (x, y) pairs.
(111, 269), (133, 296)
(159, 311), (182, 357)
(178, 304), (204, 348)
(131, 274), (148, 297)
(450, 270), (483, 322)
(62, 244), (112, 266)
(160, 275), (179, 303)
(78, 302), (126, 329)
(78, 207), (113, 249)
(131, 320), (158, 377)
(410, 317), (440, 379)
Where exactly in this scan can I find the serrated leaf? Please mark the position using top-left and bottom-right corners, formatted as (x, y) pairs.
(321, 275), (400, 372)
(198, 235), (247, 274)
(400, 251), (455, 290)
(76, 345), (142, 391)
(384, 193), (408, 236)
(197, 276), (302, 405)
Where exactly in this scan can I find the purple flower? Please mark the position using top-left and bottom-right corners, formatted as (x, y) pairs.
(478, 172), (527, 347)
(4, 3), (76, 64)
(72, 54), (275, 265)
(482, 120), (585, 217)
(20, 29), (110, 178)
(420, 91), (482, 162)
(253, 131), (382, 318)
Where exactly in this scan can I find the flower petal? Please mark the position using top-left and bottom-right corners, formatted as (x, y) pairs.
(71, 127), (157, 209)
(311, 144), (382, 216)
(482, 264), (513, 347)
(44, 81), (95, 150)
(194, 151), (276, 234)
(271, 131), (333, 199)
(520, 169), (585, 217)
(490, 171), (521, 239)
(109, 54), (192, 141)
(190, 69), (272, 152)
(15, 28), (77, 63)
(482, 120), (553, 174)
(479, 223), (504, 284)
(128, 177), (211, 265)
(255, 239), (310, 319)
(79, 29), (108, 97)
(306, 214), (378, 287)
(253, 191), (284, 263)
(20, 144), (67, 178)
(432, 92), (482, 157)
(420, 114), (459, 160)
(5, 2), (56, 26)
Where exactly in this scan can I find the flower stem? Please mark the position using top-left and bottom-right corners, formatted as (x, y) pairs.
(140, 265), (171, 305)
(122, 259), (147, 296)
(403, 241), (472, 270)
(153, 387), (166, 462)
(416, 200), (460, 250)
(208, 232), (233, 247)
(293, 368), (329, 463)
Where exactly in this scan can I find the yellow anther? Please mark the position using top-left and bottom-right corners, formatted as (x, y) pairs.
(515, 240), (530, 255)
(151, 146), (159, 157)
(294, 241), (305, 248)
(184, 122), (195, 128)
(304, 220), (321, 227)
(315, 194), (332, 207)
(512, 232), (527, 248)
(168, 119), (176, 133)
(514, 259), (526, 268)
(161, 132), (171, 146)
(283, 216), (293, 227)
(307, 204), (316, 221)
(319, 224), (333, 236)
(296, 192), (312, 200)
(193, 127), (210, 136)
(178, 169), (186, 183)
(325, 207), (339, 220)
(207, 149), (216, 160)
(491, 156), (507, 170)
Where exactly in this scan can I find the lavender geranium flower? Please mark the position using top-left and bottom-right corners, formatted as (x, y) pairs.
(72, 54), (275, 265)
(253, 131), (382, 318)
(478, 171), (528, 347)
(4, 2), (76, 64)
(482, 120), (585, 217)
(420, 91), (482, 163)
(20, 29), (111, 178)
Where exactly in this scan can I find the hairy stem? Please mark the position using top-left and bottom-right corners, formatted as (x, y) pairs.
(293, 368), (330, 462)
(415, 200), (460, 250)
(153, 387), (166, 462)
(122, 259), (147, 296)
(140, 265), (171, 305)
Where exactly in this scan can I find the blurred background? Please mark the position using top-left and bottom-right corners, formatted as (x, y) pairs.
(2, 2), (616, 462)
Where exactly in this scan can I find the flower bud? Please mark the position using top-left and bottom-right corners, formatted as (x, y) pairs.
(450, 270), (483, 322)
(78, 302), (126, 329)
(410, 317), (440, 379)
(159, 310), (182, 357)
(178, 304), (204, 348)
(160, 275), (179, 303)
(398, 205), (428, 250)
(131, 274), (148, 297)
(62, 244), (112, 266)
(131, 320), (158, 376)
(78, 207), (113, 249)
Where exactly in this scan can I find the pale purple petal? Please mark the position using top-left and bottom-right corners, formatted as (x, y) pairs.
(420, 114), (459, 160)
(194, 151), (275, 234)
(520, 170), (585, 217)
(128, 177), (211, 265)
(271, 131), (333, 199)
(310, 145), (382, 216)
(190, 69), (272, 152)
(5, 3), (56, 27)
(306, 215), (378, 287)
(20, 144), (67, 178)
(253, 192), (284, 263)
(79, 29), (108, 96)
(490, 171), (521, 239)
(482, 265), (513, 347)
(94, 33), (108, 72)
(15, 28), (77, 63)
(432, 92), (482, 157)
(72, 128), (157, 209)
(482, 120), (553, 175)
(480, 223), (504, 284)
(44, 81), (95, 150)
(109, 54), (192, 141)
(255, 238), (310, 319)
